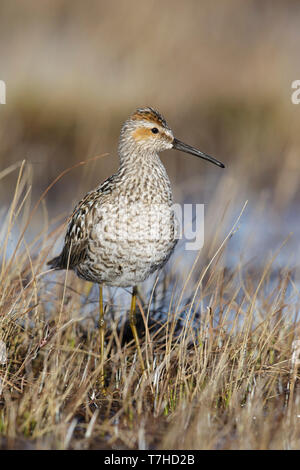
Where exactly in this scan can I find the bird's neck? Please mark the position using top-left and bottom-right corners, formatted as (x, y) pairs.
(117, 145), (172, 203)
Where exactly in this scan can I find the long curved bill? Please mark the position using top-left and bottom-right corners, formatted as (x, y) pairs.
(173, 138), (225, 168)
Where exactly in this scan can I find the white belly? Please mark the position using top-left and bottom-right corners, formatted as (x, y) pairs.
(76, 203), (178, 287)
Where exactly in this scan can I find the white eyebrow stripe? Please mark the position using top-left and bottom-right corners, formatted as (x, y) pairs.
(140, 121), (173, 137)
(141, 121), (163, 129)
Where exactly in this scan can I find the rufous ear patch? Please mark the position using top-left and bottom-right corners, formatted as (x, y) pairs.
(132, 127), (154, 141)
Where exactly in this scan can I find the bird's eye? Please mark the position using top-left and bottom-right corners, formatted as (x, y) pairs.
(151, 127), (159, 134)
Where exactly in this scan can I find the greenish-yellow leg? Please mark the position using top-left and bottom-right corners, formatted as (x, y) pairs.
(129, 286), (145, 372)
(84, 281), (94, 298)
(98, 284), (106, 391)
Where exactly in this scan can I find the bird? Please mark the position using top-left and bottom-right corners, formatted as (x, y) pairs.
(48, 107), (224, 386)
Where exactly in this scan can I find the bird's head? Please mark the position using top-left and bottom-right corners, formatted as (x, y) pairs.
(119, 107), (225, 168)
(120, 107), (174, 154)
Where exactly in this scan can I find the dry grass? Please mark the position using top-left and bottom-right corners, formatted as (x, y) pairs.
(0, 161), (300, 450)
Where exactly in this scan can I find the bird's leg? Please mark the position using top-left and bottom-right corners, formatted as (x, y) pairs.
(129, 286), (145, 372)
(98, 284), (106, 391)
(84, 281), (94, 299)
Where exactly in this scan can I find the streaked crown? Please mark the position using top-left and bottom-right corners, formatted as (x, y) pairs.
(130, 107), (169, 128)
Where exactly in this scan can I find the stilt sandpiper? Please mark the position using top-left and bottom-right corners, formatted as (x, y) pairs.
(48, 107), (225, 385)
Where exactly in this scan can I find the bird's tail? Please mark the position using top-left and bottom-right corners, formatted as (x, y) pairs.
(47, 255), (62, 270)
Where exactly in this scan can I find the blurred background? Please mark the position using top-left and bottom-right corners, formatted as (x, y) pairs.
(0, 0), (300, 280)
